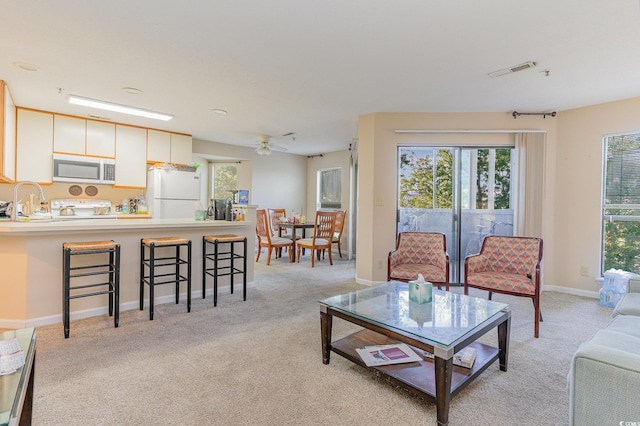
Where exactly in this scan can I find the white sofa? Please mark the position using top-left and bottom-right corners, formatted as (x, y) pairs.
(567, 278), (640, 425)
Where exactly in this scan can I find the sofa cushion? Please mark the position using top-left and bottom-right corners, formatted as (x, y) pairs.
(612, 292), (640, 317)
(605, 315), (640, 339)
(568, 329), (640, 425)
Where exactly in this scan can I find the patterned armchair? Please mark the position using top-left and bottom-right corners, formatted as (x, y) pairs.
(387, 232), (449, 290)
(464, 235), (543, 338)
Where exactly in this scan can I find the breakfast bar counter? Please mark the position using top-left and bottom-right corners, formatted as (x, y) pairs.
(0, 218), (255, 328)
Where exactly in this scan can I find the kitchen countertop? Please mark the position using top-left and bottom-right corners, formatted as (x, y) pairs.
(0, 218), (251, 235)
(0, 215), (256, 327)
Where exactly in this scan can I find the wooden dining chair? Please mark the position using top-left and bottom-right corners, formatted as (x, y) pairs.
(296, 211), (337, 267)
(332, 210), (346, 257)
(255, 209), (293, 265)
(322, 209), (347, 259)
(268, 208), (294, 239)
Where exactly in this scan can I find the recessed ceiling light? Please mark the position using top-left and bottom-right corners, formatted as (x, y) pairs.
(13, 62), (39, 72)
(122, 87), (143, 95)
(211, 109), (228, 115)
(68, 95), (173, 121)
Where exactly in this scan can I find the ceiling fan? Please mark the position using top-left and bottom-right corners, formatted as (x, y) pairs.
(254, 134), (289, 156)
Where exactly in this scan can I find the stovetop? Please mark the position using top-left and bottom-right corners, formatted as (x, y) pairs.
(50, 199), (117, 220)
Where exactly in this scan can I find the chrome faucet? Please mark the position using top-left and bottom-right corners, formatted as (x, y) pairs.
(12, 181), (46, 221)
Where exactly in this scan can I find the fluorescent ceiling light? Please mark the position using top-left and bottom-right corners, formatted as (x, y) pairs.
(68, 95), (173, 121)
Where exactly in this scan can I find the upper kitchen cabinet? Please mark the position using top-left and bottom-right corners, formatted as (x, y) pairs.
(53, 114), (85, 154)
(170, 133), (192, 165)
(1, 81), (17, 182)
(86, 120), (115, 157)
(147, 129), (171, 163)
(147, 129), (192, 165)
(16, 108), (54, 183)
(115, 124), (146, 187)
(53, 115), (116, 158)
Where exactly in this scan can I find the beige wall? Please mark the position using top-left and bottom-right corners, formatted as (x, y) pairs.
(554, 97), (640, 294)
(356, 112), (559, 286)
(305, 150), (351, 253)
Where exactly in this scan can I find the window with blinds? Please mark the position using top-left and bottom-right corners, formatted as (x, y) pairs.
(318, 168), (342, 209)
(602, 133), (640, 274)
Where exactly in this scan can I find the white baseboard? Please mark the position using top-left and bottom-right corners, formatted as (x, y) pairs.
(543, 284), (599, 299)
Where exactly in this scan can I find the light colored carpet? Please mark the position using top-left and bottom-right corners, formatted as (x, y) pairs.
(29, 255), (612, 425)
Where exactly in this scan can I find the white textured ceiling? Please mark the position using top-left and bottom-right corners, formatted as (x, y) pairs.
(2, 1), (640, 155)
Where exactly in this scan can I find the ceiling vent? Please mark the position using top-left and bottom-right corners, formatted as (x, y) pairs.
(488, 61), (537, 78)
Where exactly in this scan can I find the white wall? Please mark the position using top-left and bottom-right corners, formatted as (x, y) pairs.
(191, 139), (306, 214)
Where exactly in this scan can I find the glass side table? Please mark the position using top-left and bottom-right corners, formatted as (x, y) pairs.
(0, 328), (36, 426)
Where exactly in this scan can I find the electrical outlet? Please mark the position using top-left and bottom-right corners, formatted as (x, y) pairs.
(134, 271), (140, 283)
(377, 259), (384, 269)
(580, 265), (589, 277)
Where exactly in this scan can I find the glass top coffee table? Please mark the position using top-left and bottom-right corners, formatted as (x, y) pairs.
(319, 281), (510, 426)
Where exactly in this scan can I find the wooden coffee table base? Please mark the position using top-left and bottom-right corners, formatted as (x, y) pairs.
(321, 309), (510, 426)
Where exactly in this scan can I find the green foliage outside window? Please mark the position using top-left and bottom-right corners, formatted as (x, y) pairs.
(399, 149), (453, 208)
(212, 164), (237, 200)
(399, 148), (511, 210)
(603, 134), (640, 274)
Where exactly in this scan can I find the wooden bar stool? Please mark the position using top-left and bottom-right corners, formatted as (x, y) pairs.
(202, 234), (247, 307)
(140, 237), (192, 320)
(62, 240), (120, 338)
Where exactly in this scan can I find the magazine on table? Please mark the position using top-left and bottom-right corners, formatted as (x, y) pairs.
(356, 343), (422, 367)
(0, 337), (25, 375)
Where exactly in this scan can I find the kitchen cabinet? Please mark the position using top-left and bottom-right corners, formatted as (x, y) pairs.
(53, 115), (116, 158)
(1, 81), (16, 182)
(170, 133), (192, 165)
(147, 130), (192, 165)
(86, 120), (115, 157)
(53, 114), (86, 154)
(115, 124), (146, 187)
(16, 108), (53, 183)
(147, 129), (171, 163)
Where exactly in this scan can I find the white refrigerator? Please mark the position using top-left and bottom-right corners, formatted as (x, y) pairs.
(146, 169), (201, 219)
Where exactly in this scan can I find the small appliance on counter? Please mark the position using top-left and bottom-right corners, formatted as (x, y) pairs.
(206, 199), (229, 220)
(50, 199), (117, 220)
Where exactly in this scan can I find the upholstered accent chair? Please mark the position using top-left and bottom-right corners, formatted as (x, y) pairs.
(255, 209), (293, 265)
(387, 232), (450, 290)
(464, 235), (543, 338)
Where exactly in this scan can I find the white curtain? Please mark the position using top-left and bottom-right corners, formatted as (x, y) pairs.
(514, 132), (546, 238)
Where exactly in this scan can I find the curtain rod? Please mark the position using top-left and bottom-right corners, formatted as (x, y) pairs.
(395, 129), (547, 134)
(512, 111), (556, 119)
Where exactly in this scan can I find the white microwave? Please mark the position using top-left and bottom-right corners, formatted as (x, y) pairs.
(52, 154), (116, 184)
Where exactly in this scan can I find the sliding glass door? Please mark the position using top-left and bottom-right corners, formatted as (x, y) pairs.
(397, 146), (515, 284)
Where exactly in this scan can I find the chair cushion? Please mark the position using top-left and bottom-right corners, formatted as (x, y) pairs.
(297, 238), (328, 247)
(270, 236), (293, 245)
(466, 271), (535, 295)
(389, 264), (446, 283)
